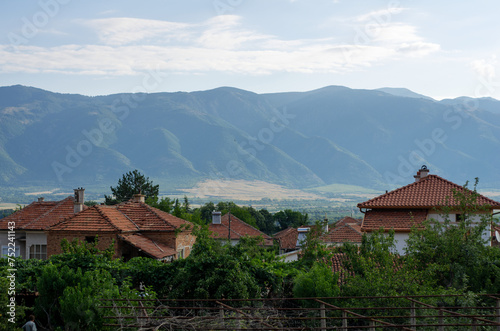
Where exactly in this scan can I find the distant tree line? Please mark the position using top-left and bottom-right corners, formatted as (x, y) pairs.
(105, 170), (309, 234)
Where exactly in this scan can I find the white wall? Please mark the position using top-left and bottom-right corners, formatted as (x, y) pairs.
(0, 230), (26, 258)
(25, 232), (47, 259)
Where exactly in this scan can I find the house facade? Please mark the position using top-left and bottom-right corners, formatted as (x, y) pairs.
(358, 166), (500, 254)
(0, 189), (87, 260)
(47, 194), (196, 261)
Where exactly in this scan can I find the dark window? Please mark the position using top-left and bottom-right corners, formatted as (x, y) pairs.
(85, 236), (96, 244)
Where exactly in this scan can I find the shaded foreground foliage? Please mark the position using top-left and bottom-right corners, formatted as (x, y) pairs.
(2, 180), (499, 329)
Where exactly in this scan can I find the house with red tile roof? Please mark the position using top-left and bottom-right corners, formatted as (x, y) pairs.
(46, 194), (196, 261)
(208, 212), (273, 246)
(274, 227), (298, 254)
(320, 217), (363, 246)
(358, 166), (500, 254)
(0, 188), (87, 260)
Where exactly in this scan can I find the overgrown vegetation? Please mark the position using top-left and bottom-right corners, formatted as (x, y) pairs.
(2, 178), (499, 329)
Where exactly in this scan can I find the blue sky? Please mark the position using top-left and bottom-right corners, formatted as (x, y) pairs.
(1, 0), (499, 99)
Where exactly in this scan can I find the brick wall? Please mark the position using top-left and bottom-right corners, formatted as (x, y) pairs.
(142, 230), (196, 258)
(46, 231), (120, 258)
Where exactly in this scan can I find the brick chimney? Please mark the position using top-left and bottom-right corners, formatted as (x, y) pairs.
(38, 197), (44, 202)
(414, 165), (429, 182)
(212, 211), (221, 224)
(74, 187), (85, 213)
(132, 193), (145, 203)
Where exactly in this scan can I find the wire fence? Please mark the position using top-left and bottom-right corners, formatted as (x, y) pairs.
(101, 294), (500, 330)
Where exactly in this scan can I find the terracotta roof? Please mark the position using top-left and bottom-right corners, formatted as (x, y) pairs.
(116, 202), (190, 231)
(322, 222), (363, 244)
(119, 233), (177, 260)
(273, 227), (298, 250)
(0, 197), (84, 230)
(361, 209), (428, 232)
(208, 213), (272, 245)
(358, 174), (500, 209)
(49, 205), (139, 232)
(335, 217), (362, 227)
(49, 201), (191, 233)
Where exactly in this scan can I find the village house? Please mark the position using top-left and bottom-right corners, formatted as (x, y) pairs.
(320, 217), (363, 247)
(274, 217), (363, 262)
(208, 211), (273, 246)
(358, 166), (500, 254)
(46, 192), (196, 261)
(0, 188), (87, 259)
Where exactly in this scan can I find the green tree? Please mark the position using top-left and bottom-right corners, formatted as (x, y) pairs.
(405, 178), (499, 292)
(274, 209), (308, 231)
(105, 169), (159, 205)
(146, 196), (174, 213)
(293, 261), (339, 299)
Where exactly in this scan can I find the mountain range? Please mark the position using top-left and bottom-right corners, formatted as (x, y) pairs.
(1, 84), (500, 197)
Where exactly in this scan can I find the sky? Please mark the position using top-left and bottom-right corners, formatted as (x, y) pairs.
(1, 0), (499, 100)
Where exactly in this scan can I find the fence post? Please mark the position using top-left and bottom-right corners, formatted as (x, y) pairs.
(342, 310), (348, 330)
(410, 301), (416, 330)
(320, 303), (326, 331)
(369, 320), (375, 331)
(438, 309), (444, 331)
(219, 305), (224, 327)
(497, 299), (500, 331)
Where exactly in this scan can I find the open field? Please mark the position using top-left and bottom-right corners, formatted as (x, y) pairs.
(180, 179), (335, 201)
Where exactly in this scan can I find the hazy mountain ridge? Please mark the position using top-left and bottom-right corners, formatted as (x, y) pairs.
(1, 85), (500, 193)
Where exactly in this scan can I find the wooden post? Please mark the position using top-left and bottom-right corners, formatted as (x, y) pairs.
(410, 301), (416, 330)
(369, 320), (375, 331)
(342, 310), (348, 330)
(320, 303), (326, 331)
(438, 309), (444, 331)
(497, 299), (500, 331)
(219, 305), (224, 327)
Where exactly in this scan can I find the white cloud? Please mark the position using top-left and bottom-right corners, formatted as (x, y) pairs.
(0, 13), (440, 77)
(81, 17), (192, 46)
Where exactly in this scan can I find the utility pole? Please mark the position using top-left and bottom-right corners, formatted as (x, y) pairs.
(228, 211), (231, 242)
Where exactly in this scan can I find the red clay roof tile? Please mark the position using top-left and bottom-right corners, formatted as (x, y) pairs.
(322, 222), (363, 244)
(358, 175), (500, 209)
(361, 209), (428, 232)
(0, 196), (84, 230)
(273, 227), (298, 250)
(49, 201), (190, 233)
(209, 213), (272, 245)
(119, 233), (177, 259)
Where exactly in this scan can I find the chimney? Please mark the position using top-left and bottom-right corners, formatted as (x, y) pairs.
(419, 165), (429, 179)
(212, 211), (221, 224)
(74, 187), (85, 213)
(132, 193), (145, 203)
(38, 197), (44, 202)
(323, 216), (328, 233)
(414, 165), (429, 182)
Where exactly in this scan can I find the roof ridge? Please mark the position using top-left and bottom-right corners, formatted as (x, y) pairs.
(95, 205), (122, 232)
(141, 202), (178, 228)
(24, 196), (73, 229)
(113, 205), (141, 231)
(223, 213), (271, 239)
(220, 222), (245, 239)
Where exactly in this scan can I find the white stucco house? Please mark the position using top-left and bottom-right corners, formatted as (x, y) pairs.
(358, 166), (500, 254)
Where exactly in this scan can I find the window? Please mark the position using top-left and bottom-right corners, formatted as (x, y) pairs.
(1, 245), (20, 258)
(456, 214), (464, 222)
(85, 236), (97, 244)
(177, 248), (185, 259)
(29, 244), (47, 260)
